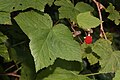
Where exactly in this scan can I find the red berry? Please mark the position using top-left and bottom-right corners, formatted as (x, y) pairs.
(84, 36), (92, 44)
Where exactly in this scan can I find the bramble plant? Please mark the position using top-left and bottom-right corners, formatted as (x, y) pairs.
(0, 0), (120, 80)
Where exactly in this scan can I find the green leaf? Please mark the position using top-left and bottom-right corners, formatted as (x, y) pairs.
(0, 12), (11, 24)
(55, 0), (94, 21)
(36, 58), (83, 80)
(106, 3), (120, 25)
(80, 43), (98, 65)
(77, 12), (101, 29)
(47, 0), (54, 6)
(92, 39), (120, 73)
(87, 53), (99, 65)
(99, 51), (120, 73)
(92, 39), (112, 59)
(75, 2), (94, 13)
(37, 67), (91, 80)
(0, 32), (10, 61)
(0, 0), (54, 12)
(15, 11), (82, 72)
(113, 70), (120, 80)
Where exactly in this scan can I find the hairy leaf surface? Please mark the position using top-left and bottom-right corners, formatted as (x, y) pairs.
(15, 11), (82, 72)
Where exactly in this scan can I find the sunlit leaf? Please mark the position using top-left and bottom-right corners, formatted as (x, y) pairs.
(15, 11), (82, 72)
(55, 0), (94, 22)
(77, 12), (101, 29)
(87, 53), (99, 65)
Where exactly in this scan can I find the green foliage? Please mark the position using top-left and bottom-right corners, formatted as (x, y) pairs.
(0, 0), (54, 12)
(0, 0), (120, 80)
(15, 11), (82, 71)
(36, 59), (88, 80)
(106, 3), (120, 25)
(113, 70), (120, 80)
(55, 0), (94, 22)
(0, 12), (11, 24)
(0, 32), (10, 61)
(8, 43), (36, 80)
(92, 39), (120, 73)
(77, 12), (101, 29)
(40, 67), (91, 80)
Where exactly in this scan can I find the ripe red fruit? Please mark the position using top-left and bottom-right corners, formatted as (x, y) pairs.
(84, 35), (92, 44)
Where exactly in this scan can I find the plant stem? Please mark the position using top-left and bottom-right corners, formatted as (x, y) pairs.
(93, 0), (107, 40)
(13, 67), (21, 73)
(84, 72), (107, 76)
(0, 72), (20, 78)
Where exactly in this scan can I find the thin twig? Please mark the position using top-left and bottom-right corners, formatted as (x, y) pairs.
(84, 72), (104, 76)
(12, 41), (26, 47)
(93, 0), (107, 40)
(5, 64), (16, 72)
(5, 62), (20, 72)
(13, 67), (21, 73)
(0, 72), (20, 78)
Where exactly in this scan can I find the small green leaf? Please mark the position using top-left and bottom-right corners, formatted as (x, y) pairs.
(55, 0), (94, 22)
(0, 12), (11, 24)
(15, 11), (82, 72)
(87, 53), (98, 65)
(106, 3), (120, 25)
(77, 12), (101, 29)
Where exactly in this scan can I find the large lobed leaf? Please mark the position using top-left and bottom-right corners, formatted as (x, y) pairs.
(15, 11), (82, 72)
(77, 12), (101, 29)
(0, 0), (54, 12)
(92, 39), (120, 73)
(55, 0), (94, 22)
